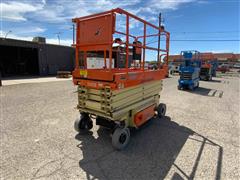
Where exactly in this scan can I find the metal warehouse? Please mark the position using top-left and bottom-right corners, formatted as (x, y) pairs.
(0, 37), (75, 77)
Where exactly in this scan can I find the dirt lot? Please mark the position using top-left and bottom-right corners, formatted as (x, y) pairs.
(0, 76), (239, 180)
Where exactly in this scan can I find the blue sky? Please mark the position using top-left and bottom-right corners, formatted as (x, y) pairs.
(0, 0), (239, 60)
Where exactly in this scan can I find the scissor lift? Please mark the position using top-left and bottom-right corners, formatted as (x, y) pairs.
(72, 8), (170, 149)
(178, 51), (201, 90)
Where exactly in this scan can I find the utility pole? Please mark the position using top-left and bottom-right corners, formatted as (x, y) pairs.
(157, 13), (161, 63)
(72, 24), (75, 45)
(55, 32), (61, 45)
(5, 30), (12, 39)
(57, 33), (60, 45)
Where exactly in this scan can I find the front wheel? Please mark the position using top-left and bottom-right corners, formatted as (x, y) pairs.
(157, 103), (167, 118)
(74, 113), (93, 133)
(112, 127), (130, 150)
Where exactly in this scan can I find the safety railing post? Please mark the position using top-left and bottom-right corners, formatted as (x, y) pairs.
(126, 14), (129, 73)
(75, 22), (79, 69)
(143, 24), (146, 71)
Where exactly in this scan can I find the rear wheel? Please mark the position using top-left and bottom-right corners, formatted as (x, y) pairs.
(157, 103), (167, 118)
(112, 127), (130, 150)
(74, 113), (93, 133)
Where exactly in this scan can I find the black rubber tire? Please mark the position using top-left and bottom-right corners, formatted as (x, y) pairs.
(112, 127), (130, 150)
(74, 113), (93, 132)
(196, 82), (199, 88)
(85, 120), (93, 130)
(157, 103), (167, 118)
(178, 85), (181, 90)
(74, 118), (81, 132)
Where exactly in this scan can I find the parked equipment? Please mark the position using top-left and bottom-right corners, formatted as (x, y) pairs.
(200, 59), (218, 81)
(200, 63), (212, 81)
(217, 64), (230, 73)
(169, 63), (180, 74)
(72, 8), (170, 150)
(178, 51), (201, 90)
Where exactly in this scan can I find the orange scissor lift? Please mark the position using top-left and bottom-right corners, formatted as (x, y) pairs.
(72, 8), (170, 149)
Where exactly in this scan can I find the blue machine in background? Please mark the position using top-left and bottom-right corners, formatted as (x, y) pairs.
(178, 51), (201, 90)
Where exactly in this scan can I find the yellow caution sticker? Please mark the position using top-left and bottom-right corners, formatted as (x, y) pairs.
(80, 70), (87, 77)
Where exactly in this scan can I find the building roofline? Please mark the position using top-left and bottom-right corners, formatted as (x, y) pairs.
(0, 37), (73, 48)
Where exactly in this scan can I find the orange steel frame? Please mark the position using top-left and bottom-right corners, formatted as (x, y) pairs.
(72, 8), (170, 90)
(200, 53), (214, 69)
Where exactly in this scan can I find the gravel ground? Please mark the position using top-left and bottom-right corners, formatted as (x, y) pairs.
(0, 76), (239, 180)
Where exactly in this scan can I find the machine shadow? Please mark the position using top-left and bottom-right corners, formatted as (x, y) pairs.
(75, 116), (223, 180)
(188, 87), (212, 96)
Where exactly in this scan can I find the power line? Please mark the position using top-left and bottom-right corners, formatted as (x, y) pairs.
(171, 39), (240, 41)
(146, 39), (240, 45)
(170, 31), (239, 34)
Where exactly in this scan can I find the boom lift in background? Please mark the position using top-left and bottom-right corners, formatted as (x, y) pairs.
(200, 63), (213, 81)
(178, 51), (201, 90)
(72, 8), (170, 150)
(200, 53), (218, 81)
